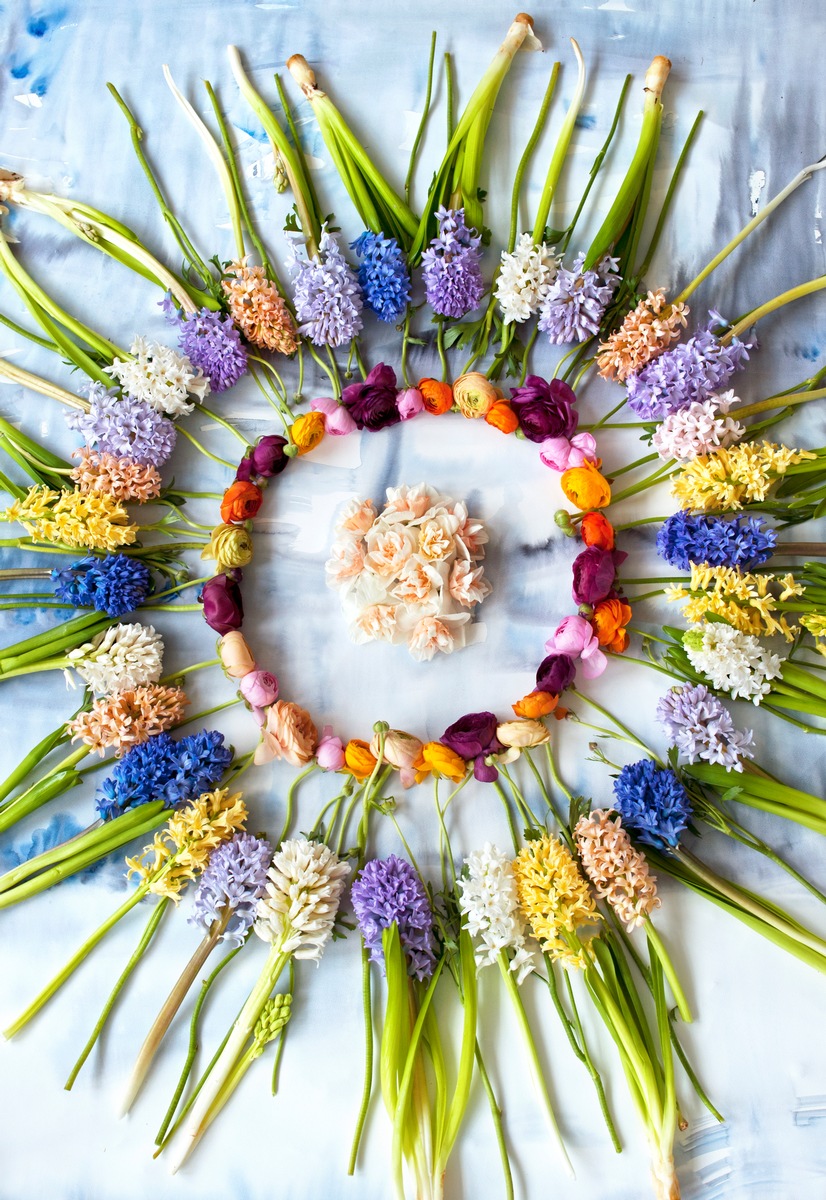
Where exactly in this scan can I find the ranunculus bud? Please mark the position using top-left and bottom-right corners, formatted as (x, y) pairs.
(571, 547), (617, 605)
(580, 512), (615, 551)
(250, 435), (289, 478)
(535, 652), (576, 694)
(396, 387), (424, 420)
(218, 630), (256, 678)
(239, 668), (279, 708)
(201, 574), (244, 635)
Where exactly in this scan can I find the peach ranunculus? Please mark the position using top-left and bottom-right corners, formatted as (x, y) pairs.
(591, 598), (632, 652)
(485, 400), (519, 434)
(363, 526), (415, 577)
(453, 372), (499, 419)
(351, 604), (398, 643)
(560, 461), (612, 511)
(512, 690), (559, 718)
(325, 537), (366, 586)
(449, 560), (492, 607)
(336, 497), (377, 535)
(371, 729), (423, 788)
(344, 738), (378, 781)
(290, 410), (326, 455)
(418, 378), (454, 415)
(220, 480), (264, 524)
(580, 511), (615, 551)
(413, 741), (468, 783)
(254, 700), (318, 766)
(218, 631), (256, 679)
(495, 719), (551, 749)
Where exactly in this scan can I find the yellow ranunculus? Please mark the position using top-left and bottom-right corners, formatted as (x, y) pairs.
(290, 411), (326, 455)
(413, 741), (467, 783)
(201, 523), (254, 572)
(560, 461), (612, 511)
(344, 738), (379, 781)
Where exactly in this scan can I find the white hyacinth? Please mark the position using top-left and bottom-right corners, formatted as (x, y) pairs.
(458, 843), (540, 983)
(254, 838), (350, 962)
(68, 622), (164, 693)
(106, 335), (210, 417)
(683, 623), (785, 704)
(495, 233), (560, 325)
(652, 390), (746, 462)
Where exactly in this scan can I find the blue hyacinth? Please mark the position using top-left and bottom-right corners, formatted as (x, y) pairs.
(189, 831), (272, 947)
(656, 512), (777, 571)
(52, 554), (153, 617)
(95, 729), (232, 821)
(612, 759), (692, 851)
(350, 854), (437, 982)
(351, 231), (412, 322)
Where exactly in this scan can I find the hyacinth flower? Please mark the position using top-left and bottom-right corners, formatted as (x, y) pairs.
(0, 616), (164, 689)
(120, 830), (272, 1114)
(0, 727), (234, 909)
(164, 838), (349, 1171)
(350, 854), (477, 1200)
(3, 787), (248, 1043)
(597, 156), (826, 382)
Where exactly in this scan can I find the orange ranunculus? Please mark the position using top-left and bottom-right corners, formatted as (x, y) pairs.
(453, 372), (498, 419)
(344, 738), (378, 782)
(591, 598), (632, 652)
(220, 480), (264, 524)
(580, 511), (615, 551)
(561, 461), (612, 511)
(290, 410), (326, 455)
(512, 690), (559, 718)
(418, 378), (454, 415)
(413, 741), (467, 784)
(485, 401), (519, 435)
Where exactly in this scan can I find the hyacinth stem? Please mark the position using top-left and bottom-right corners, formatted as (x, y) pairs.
(120, 909), (231, 1115)
(508, 62), (559, 249)
(498, 953), (575, 1175)
(636, 108), (704, 281)
(167, 938), (291, 1172)
(176, 425), (236, 470)
(609, 450), (659, 480)
(492, 780), (522, 854)
(65, 896), (170, 1090)
(278, 762), (317, 846)
(197, 402), (249, 448)
(608, 461), (679, 507)
(405, 32), (438, 206)
(643, 918), (692, 1023)
(0, 710), (78, 804)
(347, 941), (374, 1174)
(723, 274), (826, 344)
(0, 355), (89, 410)
(531, 41), (585, 244)
(473, 1042), (515, 1199)
(674, 157), (826, 305)
(0, 609), (112, 670)
(0, 745), (88, 834)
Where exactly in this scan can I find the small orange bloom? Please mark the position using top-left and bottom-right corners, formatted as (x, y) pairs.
(591, 598), (632, 652)
(561, 461), (612, 511)
(290, 411), (326, 455)
(512, 690), (559, 718)
(580, 511), (615, 551)
(220, 480), (264, 524)
(418, 378), (454, 416)
(344, 738), (379, 781)
(413, 741), (467, 783)
(485, 401), (519, 435)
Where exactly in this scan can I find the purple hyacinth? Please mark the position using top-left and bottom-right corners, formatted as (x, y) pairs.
(656, 511), (776, 571)
(421, 207), (485, 319)
(351, 231), (412, 322)
(537, 252), (620, 344)
(171, 306), (248, 392)
(67, 383), (177, 467)
(612, 759), (692, 851)
(656, 684), (755, 770)
(51, 554), (153, 617)
(350, 854), (437, 981)
(289, 228), (364, 347)
(626, 312), (753, 419)
(189, 831), (273, 947)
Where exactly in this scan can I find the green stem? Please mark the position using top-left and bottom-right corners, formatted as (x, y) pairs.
(512, 63), (559, 249)
(405, 33), (438, 206)
(643, 918), (692, 1023)
(723, 275), (826, 344)
(532, 41), (584, 243)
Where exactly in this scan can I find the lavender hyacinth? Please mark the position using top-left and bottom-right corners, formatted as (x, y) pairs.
(657, 684), (755, 770)
(537, 252), (620, 344)
(657, 511), (777, 571)
(626, 312), (753, 419)
(189, 832), (273, 946)
(172, 306), (248, 392)
(350, 854), (437, 981)
(67, 383), (177, 467)
(421, 206), (485, 319)
(289, 228), (364, 347)
(351, 231), (411, 322)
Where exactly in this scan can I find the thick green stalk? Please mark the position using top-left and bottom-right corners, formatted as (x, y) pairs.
(532, 40), (586, 243)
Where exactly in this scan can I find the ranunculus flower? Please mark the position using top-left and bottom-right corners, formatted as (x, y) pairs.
(237, 435), (289, 480)
(201, 523), (254, 572)
(201, 573), (244, 635)
(418, 377), (454, 415)
(592, 597), (633, 652)
(571, 547), (618, 605)
(218, 630), (256, 678)
(440, 711), (501, 760)
(311, 395), (358, 435)
(496, 719), (551, 749)
(512, 690), (559, 718)
(220, 479), (264, 523)
(581, 512), (615, 551)
(316, 726), (345, 771)
(371, 729), (423, 788)
(509, 376), (577, 443)
(290, 410), (326, 454)
(344, 738), (379, 781)
(535, 653), (576, 694)
(539, 431), (599, 472)
(414, 741), (467, 783)
(239, 668), (279, 708)
(453, 372), (498, 419)
(545, 614), (607, 679)
(341, 363), (401, 431)
(396, 387), (424, 420)
(254, 700), (318, 766)
(561, 461), (611, 510)
(485, 400), (519, 434)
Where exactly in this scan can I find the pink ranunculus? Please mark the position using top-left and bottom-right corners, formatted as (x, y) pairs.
(396, 387), (424, 420)
(545, 614), (596, 657)
(539, 431), (599, 472)
(579, 640), (608, 678)
(316, 725), (345, 771)
(311, 395), (358, 436)
(239, 668), (279, 708)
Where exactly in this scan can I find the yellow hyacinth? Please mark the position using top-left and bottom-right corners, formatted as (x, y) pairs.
(513, 835), (600, 968)
(672, 442), (817, 513)
(2, 485), (138, 550)
(668, 563), (803, 642)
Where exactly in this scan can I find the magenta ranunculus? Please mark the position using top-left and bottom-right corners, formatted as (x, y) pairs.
(236, 435), (290, 481)
(201, 573), (244, 635)
(396, 387), (424, 420)
(239, 668), (279, 708)
(341, 362), (401, 431)
(312, 395), (358, 435)
(441, 711), (501, 760)
(571, 547), (618, 605)
(509, 376), (578, 443)
(535, 652), (576, 694)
